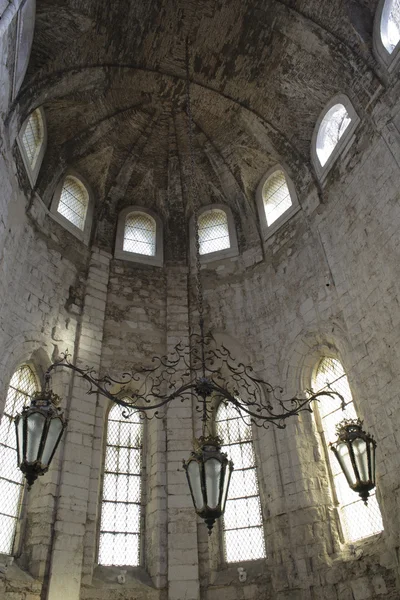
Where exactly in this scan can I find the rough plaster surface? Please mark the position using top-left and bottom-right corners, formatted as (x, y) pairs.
(1, 2), (400, 600)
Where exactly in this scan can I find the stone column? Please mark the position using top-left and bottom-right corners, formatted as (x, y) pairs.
(46, 248), (111, 600)
(166, 265), (200, 600)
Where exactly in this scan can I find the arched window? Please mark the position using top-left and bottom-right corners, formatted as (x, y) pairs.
(57, 176), (89, 232)
(198, 209), (230, 256)
(380, 0), (400, 55)
(0, 365), (38, 554)
(313, 358), (383, 542)
(215, 403), (265, 562)
(262, 170), (293, 226)
(312, 96), (359, 182)
(316, 104), (352, 168)
(21, 109), (44, 170)
(18, 107), (47, 186)
(123, 212), (156, 256)
(98, 405), (143, 567)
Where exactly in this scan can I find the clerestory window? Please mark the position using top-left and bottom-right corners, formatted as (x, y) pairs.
(198, 209), (230, 256)
(215, 403), (265, 562)
(18, 107), (47, 186)
(312, 95), (359, 182)
(98, 405), (143, 567)
(313, 357), (383, 542)
(380, 0), (400, 55)
(263, 169), (293, 226)
(123, 212), (156, 256)
(0, 365), (38, 554)
(57, 176), (89, 232)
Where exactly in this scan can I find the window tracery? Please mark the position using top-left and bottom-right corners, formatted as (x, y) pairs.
(98, 404), (143, 567)
(313, 357), (383, 542)
(0, 365), (38, 554)
(215, 403), (265, 562)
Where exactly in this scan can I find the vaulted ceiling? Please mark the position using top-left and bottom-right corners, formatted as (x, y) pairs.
(13, 0), (383, 250)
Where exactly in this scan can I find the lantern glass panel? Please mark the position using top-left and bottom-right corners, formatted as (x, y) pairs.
(188, 460), (204, 510)
(16, 418), (24, 464)
(221, 467), (231, 512)
(205, 458), (221, 509)
(26, 412), (46, 462)
(371, 444), (376, 483)
(352, 438), (368, 482)
(41, 418), (64, 465)
(337, 442), (357, 486)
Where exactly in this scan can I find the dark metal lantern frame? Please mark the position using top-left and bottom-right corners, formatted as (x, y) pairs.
(330, 419), (377, 504)
(14, 386), (67, 487)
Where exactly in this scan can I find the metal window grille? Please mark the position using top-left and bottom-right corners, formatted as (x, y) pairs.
(216, 403), (266, 562)
(123, 213), (156, 256)
(198, 209), (230, 256)
(98, 404), (143, 567)
(57, 176), (89, 231)
(21, 109), (43, 169)
(381, 0), (400, 53)
(263, 171), (292, 227)
(316, 104), (352, 167)
(313, 357), (383, 542)
(0, 365), (37, 554)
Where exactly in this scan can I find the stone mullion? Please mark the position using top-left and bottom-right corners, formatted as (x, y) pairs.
(166, 265), (200, 600)
(46, 248), (110, 600)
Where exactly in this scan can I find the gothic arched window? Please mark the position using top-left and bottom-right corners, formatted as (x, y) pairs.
(0, 365), (38, 554)
(98, 405), (143, 567)
(313, 357), (383, 542)
(123, 212), (156, 256)
(215, 403), (265, 562)
(57, 176), (89, 232)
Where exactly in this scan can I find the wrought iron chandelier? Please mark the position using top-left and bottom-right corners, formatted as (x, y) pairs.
(13, 40), (378, 532)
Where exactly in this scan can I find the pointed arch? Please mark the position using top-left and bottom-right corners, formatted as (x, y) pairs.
(17, 106), (47, 186)
(0, 364), (38, 554)
(312, 357), (383, 542)
(256, 165), (300, 238)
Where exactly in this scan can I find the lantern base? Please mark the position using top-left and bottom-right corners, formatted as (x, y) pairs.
(204, 516), (216, 535)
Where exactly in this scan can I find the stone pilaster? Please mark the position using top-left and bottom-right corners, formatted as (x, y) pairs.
(166, 265), (200, 600)
(46, 248), (111, 600)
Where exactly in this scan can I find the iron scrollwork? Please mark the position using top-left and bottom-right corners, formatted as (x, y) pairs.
(45, 332), (345, 428)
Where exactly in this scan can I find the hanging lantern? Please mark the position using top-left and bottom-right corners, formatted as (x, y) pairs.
(330, 419), (376, 504)
(14, 388), (67, 488)
(183, 435), (233, 534)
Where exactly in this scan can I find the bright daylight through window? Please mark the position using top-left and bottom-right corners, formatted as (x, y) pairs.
(0, 365), (37, 554)
(21, 109), (44, 169)
(123, 213), (156, 256)
(316, 104), (352, 167)
(98, 404), (143, 567)
(381, 0), (400, 53)
(198, 209), (230, 255)
(263, 170), (292, 226)
(216, 403), (265, 562)
(313, 358), (383, 542)
(57, 176), (89, 231)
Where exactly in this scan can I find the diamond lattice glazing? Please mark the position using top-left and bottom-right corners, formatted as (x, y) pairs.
(21, 109), (43, 168)
(123, 213), (156, 256)
(263, 171), (292, 226)
(216, 403), (265, 562)
(0, 365), (37, 554)
(198, 209), (230, 255)
(98, 405), (143, 567)
(58, 176), (89, 230)
(314, 357), (383, 542)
